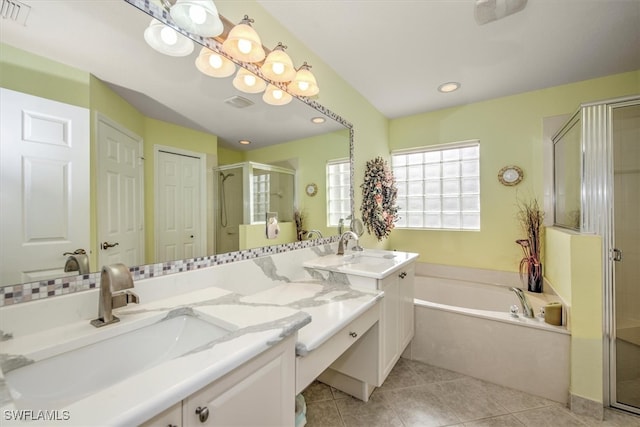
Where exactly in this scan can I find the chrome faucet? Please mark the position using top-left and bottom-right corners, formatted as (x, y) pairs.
(510, 287), (534, 318)
(306, 229), (323, 239)
(91, 264), (139, 327)
(336, 231), (362, 255)
(63, 249), (90, 275)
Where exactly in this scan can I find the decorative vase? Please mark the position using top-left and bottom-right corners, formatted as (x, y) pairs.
(527, 262), (543, 293)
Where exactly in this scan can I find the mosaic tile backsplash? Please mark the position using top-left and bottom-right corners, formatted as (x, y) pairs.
(0, 236), (340, 307)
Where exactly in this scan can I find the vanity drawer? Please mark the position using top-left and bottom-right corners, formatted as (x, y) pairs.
(296, 302), (379, 394)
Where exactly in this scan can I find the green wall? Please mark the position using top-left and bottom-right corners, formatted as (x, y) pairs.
(546, 227), (603, 404)
(388, 70), (639, 272)
(243, 129), (349, 238)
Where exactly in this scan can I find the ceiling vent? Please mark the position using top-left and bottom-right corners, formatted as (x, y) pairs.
(1, 0), (30, 25)
(224, 95), (254, 109)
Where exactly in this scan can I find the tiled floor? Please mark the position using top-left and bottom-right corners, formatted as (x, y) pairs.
(301, 358), (640, 427)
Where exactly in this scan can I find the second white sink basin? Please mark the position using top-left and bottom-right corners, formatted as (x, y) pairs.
(5, 314), (232, 409)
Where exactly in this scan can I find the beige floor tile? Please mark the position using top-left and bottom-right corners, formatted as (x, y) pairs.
(464, 377), (556, 412)
(463, 414), (526, 427)
(427, 378), (510, 422)
(381, 385), (461, 427)
(305, 400), (344, 427)
(576, 408), (640, 427)
(303, 380), (335, 403)
(512, 405), (586, 426)
(377, 357), (426, 391)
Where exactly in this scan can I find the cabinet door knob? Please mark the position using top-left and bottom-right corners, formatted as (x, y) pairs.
(399, 272), (407, 279)
(349, 331), (358, 338)
(195, 406), (210, 423)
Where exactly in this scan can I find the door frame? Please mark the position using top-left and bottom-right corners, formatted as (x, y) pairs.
(605, 98), (640, 414)
(153, 145), (207, 261)
(95, 112), (145, 267)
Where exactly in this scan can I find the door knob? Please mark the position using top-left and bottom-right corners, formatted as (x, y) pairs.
(101, 241), (120, 250)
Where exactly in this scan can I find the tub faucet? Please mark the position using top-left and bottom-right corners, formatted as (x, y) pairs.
(91, 263), (139, 328)
(337, 231), (362, 255)
(510, 287), (534, 318)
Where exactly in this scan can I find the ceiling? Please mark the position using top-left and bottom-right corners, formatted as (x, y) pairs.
(1, 0), (639, 144)
(258, 0), (640, 119)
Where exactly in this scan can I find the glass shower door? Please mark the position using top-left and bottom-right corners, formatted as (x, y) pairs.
(612, 103), (640, 413)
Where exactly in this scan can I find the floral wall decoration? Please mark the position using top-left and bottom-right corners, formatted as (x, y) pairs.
(360, 157), (399, 241)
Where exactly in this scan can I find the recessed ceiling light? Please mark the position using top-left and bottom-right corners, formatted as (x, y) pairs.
(239, 139), (251, 145)
(311, 116), (326, 124)
(438, 82), (461, 93)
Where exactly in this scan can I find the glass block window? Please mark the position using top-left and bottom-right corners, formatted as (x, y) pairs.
(326, 159), (351, 226)
(252, 172), (270, 223)
(392, 141), (480, 230)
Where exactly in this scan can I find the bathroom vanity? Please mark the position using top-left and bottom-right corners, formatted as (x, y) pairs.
(0, 245), (416, 426)
(303, 249), (417, 398)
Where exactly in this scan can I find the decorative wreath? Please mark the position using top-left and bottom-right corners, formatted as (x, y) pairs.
(360, 157), (399, 241)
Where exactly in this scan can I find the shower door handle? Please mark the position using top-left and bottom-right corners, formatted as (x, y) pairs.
(612, 248), (623, 262)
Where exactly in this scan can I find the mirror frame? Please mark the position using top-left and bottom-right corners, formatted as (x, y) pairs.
(0, 0), (354, 306)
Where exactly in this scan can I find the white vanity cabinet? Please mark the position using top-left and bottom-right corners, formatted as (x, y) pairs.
(348, 262), (415, 383)
(142, 334), (296, 427)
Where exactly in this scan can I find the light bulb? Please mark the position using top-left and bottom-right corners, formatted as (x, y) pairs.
(243, 74), (257, 87)
(188, 4), (207, 25)
(160, 26), (178, 46)
(238, 39), (252, 54)
(272, 62), (285, 75)
(273, 89), (283, 100)
(209, 54), (223, 69)
(298, 81), (309, 91)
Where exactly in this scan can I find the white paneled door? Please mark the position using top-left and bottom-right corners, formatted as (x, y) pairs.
(96, 115), (144, 268)
(155, 148), (204, 263)
(0, 88), (90, 285)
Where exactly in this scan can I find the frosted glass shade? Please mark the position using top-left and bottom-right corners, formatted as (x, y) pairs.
(232, 68), (267, 93)
(263, 84), (292, 106)
(260, 44), (296, 82)
(287, 63), (319, 97)
(222, 16), (265, 63)
(170, 0), (223, 37)
(195, 47), (236, 78)
(143, 18), (194, 57)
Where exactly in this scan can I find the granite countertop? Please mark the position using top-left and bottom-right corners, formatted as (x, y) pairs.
(0, 278), (382, 426)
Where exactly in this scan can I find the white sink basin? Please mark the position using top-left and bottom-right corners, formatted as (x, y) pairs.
(5, 314), (232, 409)
(304, 250), (414, 279)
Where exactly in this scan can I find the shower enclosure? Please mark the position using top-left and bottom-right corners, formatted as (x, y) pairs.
(214, 162), (296, 254)
(553, 95), (640, 415)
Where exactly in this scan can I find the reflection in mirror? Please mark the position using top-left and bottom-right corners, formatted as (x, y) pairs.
(553, 113), (581, 230)
(0, 1), (353, 288)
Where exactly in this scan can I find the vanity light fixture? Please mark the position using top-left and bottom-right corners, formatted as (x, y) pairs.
(263, 84), (293, 106)
(169, 0), (223, 37)
(438, 82), (461, 93)
(232, 67), (267, 93)
(222, 15), (265, 63)
(195, 47), (236, 78)
(287, 62), (319, 97)
(311, 117), (326, 124)
(260, 43), (296, 83)
(143, 18), (194, 57)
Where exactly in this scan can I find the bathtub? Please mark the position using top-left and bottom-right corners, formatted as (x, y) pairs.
(408, 275), (570, 403)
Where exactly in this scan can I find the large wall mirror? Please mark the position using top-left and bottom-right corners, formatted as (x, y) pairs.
(0, 0), (353, 289)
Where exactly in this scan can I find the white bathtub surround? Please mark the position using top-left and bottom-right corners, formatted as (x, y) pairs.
(410, 269), (571, 404)
(0, 244), (386, 426)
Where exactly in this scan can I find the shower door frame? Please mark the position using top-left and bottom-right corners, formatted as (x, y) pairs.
(602, 97), (640, 414)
